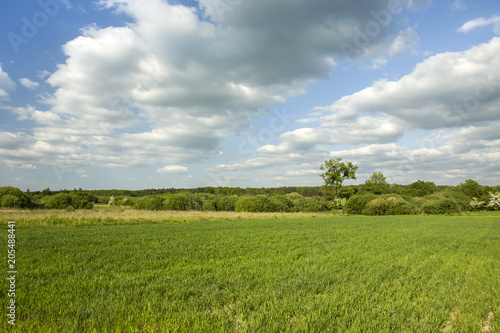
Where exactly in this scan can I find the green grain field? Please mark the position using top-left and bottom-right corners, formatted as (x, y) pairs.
(1, 212), (499, 332)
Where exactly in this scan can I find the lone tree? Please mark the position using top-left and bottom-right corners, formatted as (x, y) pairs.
(320, 158), (359, 199)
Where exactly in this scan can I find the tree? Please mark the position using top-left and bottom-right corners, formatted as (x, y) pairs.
(362, 171), (390, 195)
(457, 179), (485, 198)
(320, 158), (359, 199)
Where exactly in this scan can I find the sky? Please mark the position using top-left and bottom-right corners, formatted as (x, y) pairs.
(0, 0), (499, 191)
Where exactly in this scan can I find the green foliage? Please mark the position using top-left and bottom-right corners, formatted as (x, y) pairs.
(1, 194), (20, 208)
(0, 186), (31, 208)
(135, 196), (166, 211)
(42, 193), (94, 210)
(320, 158), (359, 198)
(269, 195), (294, 212)
(344, 193), (377, 215)
(457, 179), (485, 198)
(235, 195), (276, 212)
(165, 193), (202, 211)
(215, 196), (237, 211)
(292, 196), (329, 212)
(422, 198), (461, 215)
(397, 180), (437, 197)
(427, 190), (470, 211)
(361, 172), (391, 195)
(362, 195), (421, 216)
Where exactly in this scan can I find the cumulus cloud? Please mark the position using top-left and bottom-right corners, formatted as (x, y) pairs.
(0, 65), (16, 100)
(458, 15), (500, 34)
(2, 0), (423, 171)
(19, 78), (40, 89)
(229, 37), (500, 185)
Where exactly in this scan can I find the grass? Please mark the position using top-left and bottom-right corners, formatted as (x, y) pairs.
(1, 210), (499, 332)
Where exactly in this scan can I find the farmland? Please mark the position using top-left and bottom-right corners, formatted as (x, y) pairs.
(1, 210), (499, 332)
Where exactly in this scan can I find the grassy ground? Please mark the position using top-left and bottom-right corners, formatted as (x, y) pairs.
(1, 210), (499, 332)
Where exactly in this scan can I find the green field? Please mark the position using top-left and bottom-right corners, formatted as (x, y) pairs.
(1, 212), (499, 332)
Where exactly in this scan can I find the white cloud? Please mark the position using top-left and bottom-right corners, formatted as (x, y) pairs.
(458, 15), (500, 35)
(3, 0), (423, 171)
(223, 37), (500, 185)
(0, 65), (16, 100)
(19, 78), (40, 89)
(157, 165), (189, 174)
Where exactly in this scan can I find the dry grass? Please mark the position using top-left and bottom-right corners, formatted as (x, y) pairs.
(0, 206), (343, 228)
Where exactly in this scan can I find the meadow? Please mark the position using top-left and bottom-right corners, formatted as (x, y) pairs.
(1, 209), (499, 332)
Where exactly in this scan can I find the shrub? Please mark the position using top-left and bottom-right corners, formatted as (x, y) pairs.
(71, 193), (96, 209)
(344, 194), (377, 214)
(362, 196), (421, 215)
(165, 193), (202, 211)
(235, 196), (276, 212)
(328, 198), (347, 210)
(397, 180), (437, 197)
(487, 192), (500, 211)
(1, 195), (20, 208)
(0, 186), (31, 208)
(269, 195), (294, 212)
(285, 192), (302, 200)
(215, 196), (237, 211)
(135, 196), (166, 210)
(292, 197), (329, 212)
(45, 193), (73, 209)
(427, 191), (470, 212)
(422, 198), (461, 215)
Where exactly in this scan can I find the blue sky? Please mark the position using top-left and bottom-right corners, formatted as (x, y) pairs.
(1, 0), (499, 191)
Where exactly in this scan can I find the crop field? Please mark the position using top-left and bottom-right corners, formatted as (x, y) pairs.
(1, 210), (499, 332)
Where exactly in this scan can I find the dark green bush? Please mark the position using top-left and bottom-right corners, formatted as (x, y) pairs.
(165, 193), (202, 211)
(397, 180), (438, 197)
(0, 186), (31, 208)
(44, 193), (73, 209)
(135, 196), (166, 210)
(292, 197), (329, 212)
(344, 194), (377, 214)
(269, 195), (294, 212)
(422, 198), (461, 214)
(235, 196), (276, 212)
(1, 195), (20, 208)
(216, 196), (237, 211)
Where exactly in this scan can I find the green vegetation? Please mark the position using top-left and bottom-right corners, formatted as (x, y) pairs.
(1, 178), (500, 215)
(1, 213), (499, 332)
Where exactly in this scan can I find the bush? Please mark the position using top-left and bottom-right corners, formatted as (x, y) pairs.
(165, 193), (202, 211)
(422, 198), (461, 215)
(328, 198), (347, 210)
(487, 192), (500, 211)
(292, 197), (329, 212)
(235, 196), (276, 212)
(269, 195), (294, 212)
(216, 196), (237, 211)
(135, 196), (166, 210)
(0, 186), (31, 208)
(1, 195), (20, 208)
(397, 180), (437, 197)
(45, 193), (73, 209)
(344, 194), (377, 214)
(362, 196), (421, 215)
(71, 193), (96, 209)
(427, 191), (470, 212)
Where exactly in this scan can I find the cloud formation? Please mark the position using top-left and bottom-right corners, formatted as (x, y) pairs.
(0, 65), (16, 101)
(458, 15), (500, 34)
(2, 0), (422, 171)
(230, 37), (500, 184)
(19, 78), (40, 89)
